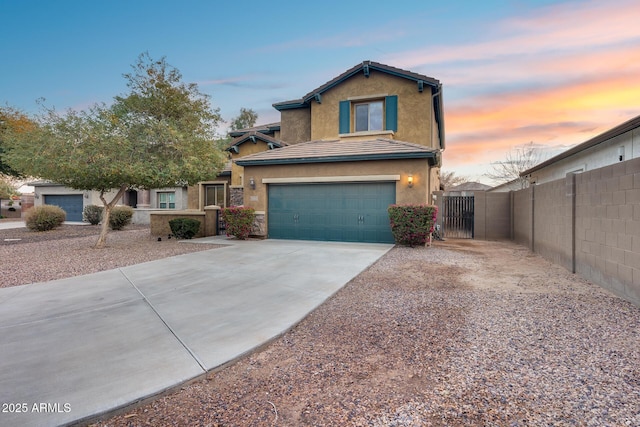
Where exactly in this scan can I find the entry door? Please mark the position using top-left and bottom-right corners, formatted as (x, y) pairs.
(268, 182), (395, 243)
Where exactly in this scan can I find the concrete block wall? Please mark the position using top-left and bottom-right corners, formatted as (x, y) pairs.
(474, 191), (512, 240)
(532, 177), (574, 272)
(509, 158), (640, 306)
(574, 157), (640, 304)
(513, 187), (532, 246)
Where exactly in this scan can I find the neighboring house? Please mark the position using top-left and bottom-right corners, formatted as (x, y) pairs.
(31, 181), (191, 223)
(486, 178), (526, 193)
(448, 182), (492, 193)
(228, 60), (445, 243)
(521, 114), (640, 184)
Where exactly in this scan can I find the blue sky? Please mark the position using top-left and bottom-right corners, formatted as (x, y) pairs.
(2, 0), (639, 183)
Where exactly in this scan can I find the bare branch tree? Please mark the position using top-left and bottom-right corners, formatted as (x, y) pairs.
(485, 142), (542, 189)
(440, 170), (469, 190)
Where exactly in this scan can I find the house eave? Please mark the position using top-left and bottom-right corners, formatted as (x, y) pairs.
(236, 152), (437, 167)
(520, 114), (640, 176)
(273, 100), (308, 111)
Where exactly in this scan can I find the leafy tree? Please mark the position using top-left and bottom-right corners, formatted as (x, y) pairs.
(4, 53), (225, 247)
(0, 176), (17, 199)
(228, 107), (258, 133)
(485, 142), (542, 189)
(215, 107), (259, 151)
(0, 106), (35, 177)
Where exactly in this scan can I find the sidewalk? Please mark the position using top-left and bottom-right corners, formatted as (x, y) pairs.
(0, 238), (392, 427)
(0, 219), (25, 230)
(0, 220), (89, 230)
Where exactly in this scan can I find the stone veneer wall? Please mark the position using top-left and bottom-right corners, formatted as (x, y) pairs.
(229, 187), (244, 207)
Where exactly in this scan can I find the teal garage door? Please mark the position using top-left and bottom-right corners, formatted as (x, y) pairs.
(44, 194), (83, 222)
(268, 182), (396, 243)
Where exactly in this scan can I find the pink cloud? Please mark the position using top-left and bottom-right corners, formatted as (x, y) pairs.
(382, 0), (640, 179)
(388, 0), (640, 69)
(443, 72), (640, 171)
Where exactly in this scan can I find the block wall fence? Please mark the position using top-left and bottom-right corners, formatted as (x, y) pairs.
(472, 157), (640, 306)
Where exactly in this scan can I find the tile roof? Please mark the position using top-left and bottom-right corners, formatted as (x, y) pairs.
(228, 122), (281, 138)
(235, 138), (439, 166)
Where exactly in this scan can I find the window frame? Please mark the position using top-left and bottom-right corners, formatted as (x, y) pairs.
(339, 95), (397, 135)
(157, 191), (176, 209)
(354, 100), (384, 132)
(204, 183), (226, 208)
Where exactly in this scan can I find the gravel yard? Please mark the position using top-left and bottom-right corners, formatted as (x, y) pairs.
(2, 224), (639, 426)
(0, 223), (218, 288)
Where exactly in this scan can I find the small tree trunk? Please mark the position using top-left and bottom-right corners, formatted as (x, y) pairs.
(94, 185), (128, 249)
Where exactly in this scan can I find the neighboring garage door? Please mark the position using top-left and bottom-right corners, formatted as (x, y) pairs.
(44, 194), (83, 222)
(268, 182), (396, 243)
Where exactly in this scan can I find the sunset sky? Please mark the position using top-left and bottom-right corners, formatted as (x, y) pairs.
(2, 0), (639, 184)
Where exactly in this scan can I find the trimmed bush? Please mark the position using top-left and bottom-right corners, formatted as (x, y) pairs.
(108, 205), (134, 230)
(221, 206), (255, 240)
(25, 205), (66, 231)
(83, 204), (103, 225)
(388, 204), (438, 247)
(169, 218), (201, 240)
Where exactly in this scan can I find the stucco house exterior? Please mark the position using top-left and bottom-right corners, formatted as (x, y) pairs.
(521, 114), (640, 185)
(30, 182), (192, 223)
(227, 60), (445, 243)
(35, 61), (445, 242)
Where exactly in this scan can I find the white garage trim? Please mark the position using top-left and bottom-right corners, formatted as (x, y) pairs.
(262, 175), (400, 184)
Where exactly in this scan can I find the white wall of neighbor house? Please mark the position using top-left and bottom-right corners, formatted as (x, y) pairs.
(33, 185), (121, 209)
(528, 127), (639, 184)
(32, 185), (191, 224)
(148, 187), (188, 210)
(132, 187), (189, 224)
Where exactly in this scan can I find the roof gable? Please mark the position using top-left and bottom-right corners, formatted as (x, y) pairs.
(273, 60), (441, 111)
(272, 60), (445, 150)
(226, 131), (287, 154)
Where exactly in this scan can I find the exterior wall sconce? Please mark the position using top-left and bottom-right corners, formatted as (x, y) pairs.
(407, 174), (414, 188)
(249, 177), (256, 189)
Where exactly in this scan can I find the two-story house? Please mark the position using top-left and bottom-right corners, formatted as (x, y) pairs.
(226, 61), (445, 243)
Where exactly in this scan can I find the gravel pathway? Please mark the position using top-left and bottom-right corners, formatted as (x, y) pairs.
(90, 239), (640, 427)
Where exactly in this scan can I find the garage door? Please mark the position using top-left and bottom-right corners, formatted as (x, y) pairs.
(268, 182), (396, 243)
(44, 194), (83, 222)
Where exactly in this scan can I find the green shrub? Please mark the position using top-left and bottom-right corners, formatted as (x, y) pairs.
(388, 204), (438, 247)
(169, 218), (201, 239)
(221, 206), (255, 240)
(83, 204), (103, 225)
(25, 205), (66, 231)
(108, 205), (134, 230)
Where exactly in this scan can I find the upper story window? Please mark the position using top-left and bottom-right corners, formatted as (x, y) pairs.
(354, 101), (383, 132)
(158, 192), (175, 209)
(339, 95), (397, 135)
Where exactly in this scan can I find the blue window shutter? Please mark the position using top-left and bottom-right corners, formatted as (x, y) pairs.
(385, 95), (398, 132)
(339, 100), (350, 134)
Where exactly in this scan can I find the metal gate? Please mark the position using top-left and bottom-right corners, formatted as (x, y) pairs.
(442, 195), (474, 238)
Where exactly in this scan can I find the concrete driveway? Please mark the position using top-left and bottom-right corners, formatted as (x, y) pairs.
(0, 238), (392, 427)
